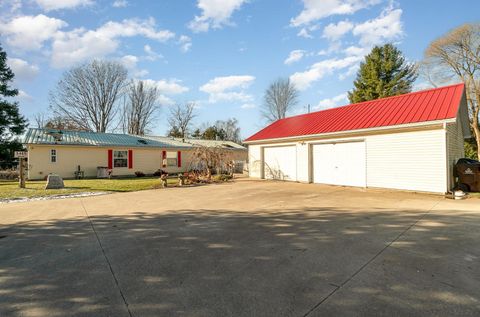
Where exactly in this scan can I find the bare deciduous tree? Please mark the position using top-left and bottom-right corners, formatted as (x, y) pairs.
(421, 23), (480, 158)
(167, 102), (196, 139)
(33, 112), (87, 131)
(188, 146), (234, 180)
(33, 112), (47, 128)
(215, 118), (241, 143)
(45, 115), (89, 131)
(198, 118), (241, 143)
(49, 60), (128, 132)
(262, 78), (299, 122)
(122, 80), (159, 135)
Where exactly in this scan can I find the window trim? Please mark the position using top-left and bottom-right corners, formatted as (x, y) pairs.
(50, 149), (57, 163)
(166, 151), (178, 167)
(113, 150), (128, 168)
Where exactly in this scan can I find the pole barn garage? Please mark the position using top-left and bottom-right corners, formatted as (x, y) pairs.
(245, 83), (471, 194)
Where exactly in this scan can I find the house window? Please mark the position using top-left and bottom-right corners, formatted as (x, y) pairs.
(113, 150), (128, 167)
(50, 149), (57, 163)
(166, 151), (178, 167)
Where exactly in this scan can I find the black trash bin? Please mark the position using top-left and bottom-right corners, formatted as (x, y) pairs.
(455, 158), (480, 192)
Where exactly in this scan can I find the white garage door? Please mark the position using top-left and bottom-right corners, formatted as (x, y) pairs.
(312, 141), (366, 187)
(264, 146), (297, 181)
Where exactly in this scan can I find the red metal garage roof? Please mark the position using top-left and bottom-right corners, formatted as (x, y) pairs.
(245, 83), (465, 142)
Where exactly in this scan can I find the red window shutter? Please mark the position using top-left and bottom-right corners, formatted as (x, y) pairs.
(177, 151), (181, 167)
(128, 150), (133, 169)
(162, 150), (166, 168)
(108, 149), (113, 169)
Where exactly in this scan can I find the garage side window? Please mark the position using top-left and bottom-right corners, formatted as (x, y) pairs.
(113, 150), (128, 167)
(166, 151), (177, 167)
(50, 149), (57, 163)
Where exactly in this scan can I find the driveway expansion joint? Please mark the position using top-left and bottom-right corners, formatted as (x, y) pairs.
(79, 199), (134, 317)
(301, 199), (443, 317)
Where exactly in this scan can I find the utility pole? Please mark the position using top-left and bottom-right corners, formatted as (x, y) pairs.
(307, 104), (311, 113)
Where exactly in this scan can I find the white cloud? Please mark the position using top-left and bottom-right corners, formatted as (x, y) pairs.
(143, 79), (189, 95)
(0, 14), (67, 50)
(297, 28), (313, 39)
(112, 0), (128, 8)
(291, 0), (380, 27)
(0, 15), (175, 68)
(7, 58), (40, 81)
(94, 18), (175, 42)
(51, 28), (116, 68)
(296, 24), (320, 39)
(18, 90), (33, 101)
(291, 4), (405, 91)
(157, 94), (175, 106)
(322, 20), (353, 41)
(343, 45), (370, 56)
(290, 55), (363, 90)
(119, 55), (148, 77)
(143, 45), (163, 61)
(200, 75), (255, 103)
(50, 18), (175, 68)
(315, 93), (348, 109)
(140, 79), (189, 106)
(284, 50), (307, 65)
(119, 55), (138, 69)
(34, 0), (93, 11)
(188, 0), (248, 32)
(134, 69), (149, 77)
(178, 35), (192, 52)
(352, 7), (403, 46)
(241, 103), (256, 109)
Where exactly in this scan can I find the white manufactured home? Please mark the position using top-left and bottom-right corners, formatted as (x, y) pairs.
(244, 83), (470, 194)
(23, 129), (247, 180)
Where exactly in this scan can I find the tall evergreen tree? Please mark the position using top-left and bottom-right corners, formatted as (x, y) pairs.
(0, 44), (27, 167)
(348, 44), (418, 103)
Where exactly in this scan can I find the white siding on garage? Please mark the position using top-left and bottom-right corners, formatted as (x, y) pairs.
(264, 146), (297, 180)
(248, 126), (451, 193)
(446, 120), (465, 189)
(248, 144), (263, 178)
(366, 129), (447, 193)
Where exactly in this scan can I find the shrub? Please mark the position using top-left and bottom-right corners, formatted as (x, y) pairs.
(153, 169), (166, 176)
(214, 174), (233, 182)
(465, 139), (478, 160)
(0, 169), (19, 180)
(135, 171), (146, 177)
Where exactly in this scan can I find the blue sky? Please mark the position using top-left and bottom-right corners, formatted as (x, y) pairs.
(1, 0), (479, 139)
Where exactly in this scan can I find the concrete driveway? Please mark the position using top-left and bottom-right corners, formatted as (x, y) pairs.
(1, 178), (479, 317)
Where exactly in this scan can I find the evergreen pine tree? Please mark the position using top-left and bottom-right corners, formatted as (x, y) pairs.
(0, 44), (27, 166)
(348, 44), (417, 103)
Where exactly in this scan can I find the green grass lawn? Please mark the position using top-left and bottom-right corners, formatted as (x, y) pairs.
(0, 177), (178, 200)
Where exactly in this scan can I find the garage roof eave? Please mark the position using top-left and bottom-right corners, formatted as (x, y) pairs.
(243, 118), (455, 145)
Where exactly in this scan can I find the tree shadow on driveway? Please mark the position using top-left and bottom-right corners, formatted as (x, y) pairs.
(1, 206), (479, 317)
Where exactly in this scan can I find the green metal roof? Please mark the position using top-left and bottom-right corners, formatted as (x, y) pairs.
(144, 136), (246, 150)
(23, 128), (246, 150)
